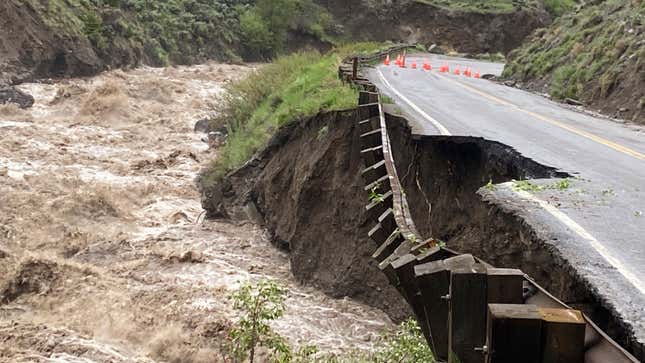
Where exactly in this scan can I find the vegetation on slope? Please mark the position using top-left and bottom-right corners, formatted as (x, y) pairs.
(201, 43), (388, 186)
(19, 0), (336, 68)
(411, 0), (574, 15)
(503, 0), (644, 122)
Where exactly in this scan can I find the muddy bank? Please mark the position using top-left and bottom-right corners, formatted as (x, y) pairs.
(384, 113), (641, 358)
(200, 109), (411, 322)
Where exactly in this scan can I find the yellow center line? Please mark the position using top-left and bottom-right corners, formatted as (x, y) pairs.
(435, 73), (645, 161)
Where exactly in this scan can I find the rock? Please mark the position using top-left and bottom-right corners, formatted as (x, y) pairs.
(619, 107), (629, 112)
(194, 118), (211, 133)
(481, 74), (497, 80)
(178, 250), (204, 263)
(428, 44), (445, 55)
(0, 87), (34, 108)
(503, 80), (517, 87)
(565, 98), (584, 106)
(208, 131), (226, 149)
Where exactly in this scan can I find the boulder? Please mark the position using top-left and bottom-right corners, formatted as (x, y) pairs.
(0, 87), (34, 108)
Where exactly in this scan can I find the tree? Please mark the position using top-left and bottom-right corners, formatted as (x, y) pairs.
(228, 280), (290, 363)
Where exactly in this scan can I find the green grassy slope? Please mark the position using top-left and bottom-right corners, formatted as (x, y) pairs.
(200, 43), (388, 187)
(503, 0), (644, 122)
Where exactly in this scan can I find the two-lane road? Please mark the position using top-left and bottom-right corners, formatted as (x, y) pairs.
(367, 53), (645, 347)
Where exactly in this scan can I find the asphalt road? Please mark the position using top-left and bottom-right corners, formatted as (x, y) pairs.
(367, 53), (645, 347)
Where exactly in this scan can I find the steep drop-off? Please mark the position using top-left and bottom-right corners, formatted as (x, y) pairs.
(200, 109), (412, 322)
(201, 106), (643, 358)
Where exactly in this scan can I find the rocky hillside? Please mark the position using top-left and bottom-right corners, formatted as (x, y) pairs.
(0, 0), (334, 85)
(503, 0), (644, 123)
(1, 0), (557, 86)
(317, 0), (552, 55)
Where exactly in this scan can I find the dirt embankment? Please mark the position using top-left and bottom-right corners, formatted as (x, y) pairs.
(201, 102), (641, 357)
(200, 109), (411, 322)
(385, 114), (641, 358)
(0, 0), (137, 85)
(317, 0), (550, 55)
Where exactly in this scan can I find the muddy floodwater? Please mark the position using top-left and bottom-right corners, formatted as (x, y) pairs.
(0, 64), (393, 362)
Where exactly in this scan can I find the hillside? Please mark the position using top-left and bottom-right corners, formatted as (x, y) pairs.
(503, 0), (645, 123)
(317, 0), (552, 55)
(1, 0), (555, 86)
(0, 0), (334, 85)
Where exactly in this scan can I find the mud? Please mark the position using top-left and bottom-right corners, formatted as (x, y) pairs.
(0, 64), (394, 362)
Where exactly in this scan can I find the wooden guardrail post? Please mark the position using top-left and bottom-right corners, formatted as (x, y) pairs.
(352, 57), (358, 81)
(449, 263), (488, 363)
(486, 304), (542, 363)
(539, 308), (586, 363)
(487, 268), (524, 304)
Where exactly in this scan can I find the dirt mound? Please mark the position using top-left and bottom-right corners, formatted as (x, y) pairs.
(200, 110), (411, 322)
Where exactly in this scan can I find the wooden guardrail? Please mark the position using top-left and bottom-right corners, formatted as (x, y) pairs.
(338, 46), (639, 363)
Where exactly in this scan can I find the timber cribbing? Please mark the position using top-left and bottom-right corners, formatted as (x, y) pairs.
(339, 46), (639, 363)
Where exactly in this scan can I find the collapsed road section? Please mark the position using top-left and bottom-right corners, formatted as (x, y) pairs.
(201, 47), (641, 362)
(344, 50), (643, 361)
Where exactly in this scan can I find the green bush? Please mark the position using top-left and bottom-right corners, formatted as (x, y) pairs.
(543, 0), (576, 17)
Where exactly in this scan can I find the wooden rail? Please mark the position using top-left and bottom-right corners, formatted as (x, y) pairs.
(338, 46), (639, 363)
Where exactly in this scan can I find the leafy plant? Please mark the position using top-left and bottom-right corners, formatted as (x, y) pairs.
(372, 319), (435, 363)
(513, 179), (543, 192)
(227, 280), (290, 363)
(553, 178), (570, 190)
(369, 184), (385, 203)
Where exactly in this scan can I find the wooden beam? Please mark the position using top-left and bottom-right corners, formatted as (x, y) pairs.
(449, 263), (488, 363)
(487, 268), (525, 304)
(486, 304), (542, 363)
(539, 308), (586, 363)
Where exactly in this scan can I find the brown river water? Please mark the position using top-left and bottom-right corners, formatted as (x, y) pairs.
(0, 63), (393, 362)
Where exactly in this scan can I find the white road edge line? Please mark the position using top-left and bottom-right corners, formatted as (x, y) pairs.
(509, 186), (645, 296)
(376, 68), (451, 136)
(377, 66), (645, 296)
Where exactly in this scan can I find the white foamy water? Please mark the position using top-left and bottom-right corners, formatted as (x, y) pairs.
(0, 62), (394, 362)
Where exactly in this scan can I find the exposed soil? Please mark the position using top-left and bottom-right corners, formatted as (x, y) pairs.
(0, 64), (394, 362)
(200, 110), (412, 323)
(317, 0), (550, 55)
(384, 113), (643, 359)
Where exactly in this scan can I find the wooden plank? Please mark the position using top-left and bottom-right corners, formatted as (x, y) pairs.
(486, 304), (542, 363)
(391, 254), (432, 344)
(415, 260), (451, 361)
(449, 263), (488, 363)
(487, 268), (525, 304)
(539, 308), (586, 363)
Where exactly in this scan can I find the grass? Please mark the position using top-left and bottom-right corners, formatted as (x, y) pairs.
(201, 43), (388, 186)
(503, 0), (643, 117)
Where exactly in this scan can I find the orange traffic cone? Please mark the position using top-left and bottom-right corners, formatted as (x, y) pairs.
(464, 67), (471, 77)
(384, 54), (391, 66)
(454, 67), (461, 75)
(411, 61), (417, 69)
(474, 71), (481, 79)
(423, 59), (431, 71)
